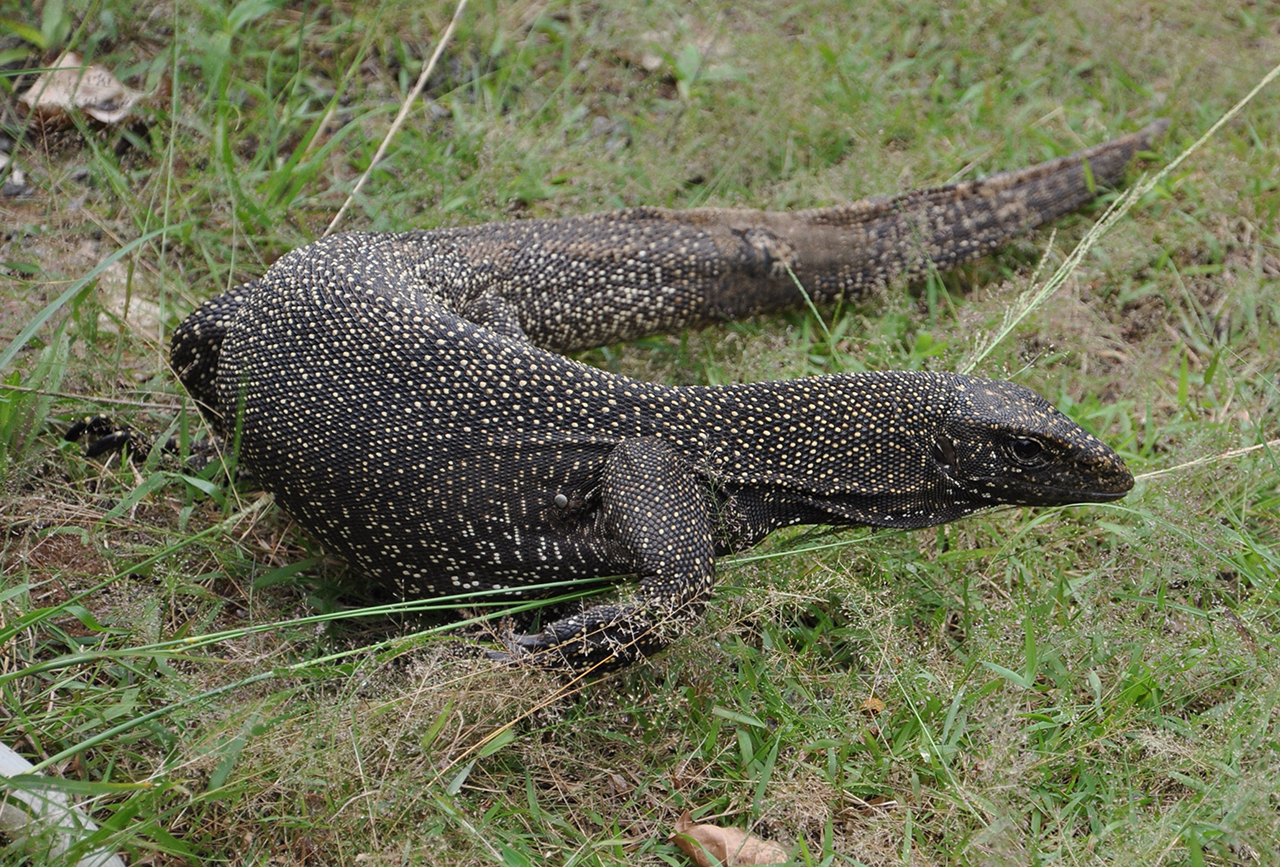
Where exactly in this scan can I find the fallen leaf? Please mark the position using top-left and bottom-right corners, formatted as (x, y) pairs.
(619, 26), (727, 74)
(671, 810), (790, 866)
(19, 53), (140, 124)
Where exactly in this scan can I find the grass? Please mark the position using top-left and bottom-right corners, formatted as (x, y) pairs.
(2, 1), (1279, 864)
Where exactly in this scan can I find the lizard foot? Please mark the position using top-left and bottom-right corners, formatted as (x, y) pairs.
(65, 414), (155, 458)
(66, 414), (229, 473)
(486, 621), (654, 672)
(483, 631), (561, 666)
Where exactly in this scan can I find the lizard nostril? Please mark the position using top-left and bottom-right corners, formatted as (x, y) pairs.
(931, 433), (958, 469)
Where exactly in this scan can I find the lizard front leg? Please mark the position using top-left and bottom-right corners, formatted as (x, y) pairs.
(507, 437), (716, 670)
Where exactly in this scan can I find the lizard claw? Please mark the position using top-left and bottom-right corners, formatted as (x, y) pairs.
(510, 631), (557, 653)
(484, 632), (559, 666)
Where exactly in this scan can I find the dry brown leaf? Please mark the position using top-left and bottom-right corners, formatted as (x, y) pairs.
(19, 53), (140, 124)
(671, 810), (790, 866)
(859, 696), (886, 715)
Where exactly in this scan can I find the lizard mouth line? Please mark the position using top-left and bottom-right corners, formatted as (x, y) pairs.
(1057, 487), (1132, 504)
(977, 482), (1134, 506)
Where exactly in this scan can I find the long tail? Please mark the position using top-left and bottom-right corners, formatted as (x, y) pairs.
(439, 120), (1168, 352)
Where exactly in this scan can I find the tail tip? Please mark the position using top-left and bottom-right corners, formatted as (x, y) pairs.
(1138, 118), (1171, 148)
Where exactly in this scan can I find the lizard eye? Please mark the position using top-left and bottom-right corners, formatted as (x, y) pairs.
(1008, 436), (1047, 466)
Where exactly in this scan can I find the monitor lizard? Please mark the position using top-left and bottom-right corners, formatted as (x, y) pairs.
(159, 122), (1161, 668)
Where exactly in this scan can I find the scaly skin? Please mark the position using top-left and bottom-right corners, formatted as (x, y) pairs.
(169, 123), (1158, 668)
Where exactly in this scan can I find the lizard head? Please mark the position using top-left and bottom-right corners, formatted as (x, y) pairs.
(933, 375), (1134, 509)
(714, 371), (1133, 532)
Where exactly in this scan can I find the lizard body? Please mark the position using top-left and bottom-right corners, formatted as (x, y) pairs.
(170, 123), (1158, 667)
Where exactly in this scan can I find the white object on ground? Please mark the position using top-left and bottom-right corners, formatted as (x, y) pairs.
(0, 742), (126, 867)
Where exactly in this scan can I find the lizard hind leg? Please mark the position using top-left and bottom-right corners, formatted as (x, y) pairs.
(459, 291), (530, 343)
(505, 436), (717, 671)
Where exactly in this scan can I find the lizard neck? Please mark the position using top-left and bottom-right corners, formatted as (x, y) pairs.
(669, 367), (1131, 544)
(680, 371), (964, 537)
